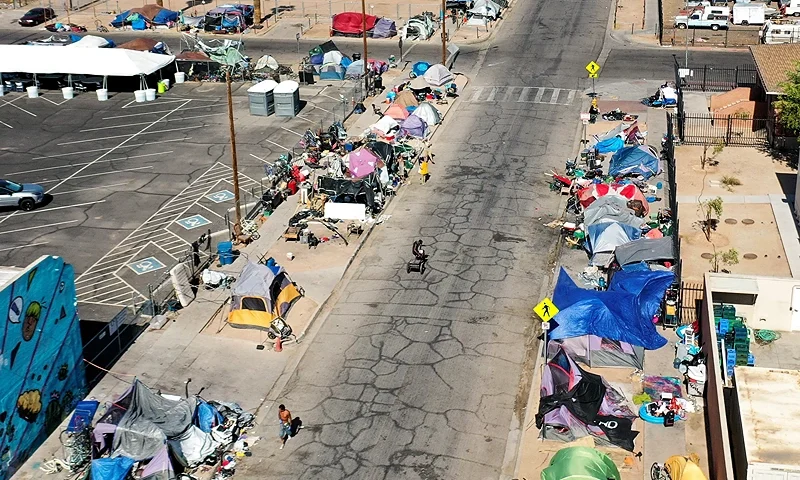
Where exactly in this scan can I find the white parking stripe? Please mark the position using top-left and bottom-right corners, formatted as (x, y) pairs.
(566, 90), (576, 105)
(280, 126), (304, 137)
(56, 182), (131, 195)
(533, 88), (545, 103)
(0, 242), (48, 252)
(80, 113), (226, 132)
(0, 96), (36, 117)
(30, 138), (188, 160)
(0, 120), (12, 129)
(121, 99), (192, 109)
(264, 138), (291, 151)
(0, 220), (80, 236)
(6, 152), (172, 176)
(102, 104), (226, 120)
(57, 125), (199, 146)
(0, 201), (106, 219)
(34, 166), (154, 185)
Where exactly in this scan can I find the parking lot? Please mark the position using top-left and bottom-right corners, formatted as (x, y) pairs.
(0, 79), (361, 321)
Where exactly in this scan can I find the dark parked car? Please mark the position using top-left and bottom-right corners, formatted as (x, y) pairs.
(18, 8), (56, 26)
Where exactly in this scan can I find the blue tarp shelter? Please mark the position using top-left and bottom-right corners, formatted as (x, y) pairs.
(549, 268), (670, 350)
(586, 221), (640, 266)
(595, 136), (624, 154)
(609, 145), (660, 179)
(111, 5), (178, 27)
(91, 457), (135, 480)
(412, 61), (430, 77)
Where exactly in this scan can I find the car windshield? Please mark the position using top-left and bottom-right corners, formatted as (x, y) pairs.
(24, 9), (41, 15)
(0, 180), (23, 193)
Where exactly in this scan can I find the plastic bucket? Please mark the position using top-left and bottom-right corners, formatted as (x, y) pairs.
(145, 88), (157, 101)
(96, 88), (108, 101)
(162, 79), (170, 90)
(157, 81), (167, 94)
(134, 89), (147, 102)
(26, 86), (39, 98)
(217, 241), (234, 266)
(62, 87), (74, 99)
(174, 72), (186, 84)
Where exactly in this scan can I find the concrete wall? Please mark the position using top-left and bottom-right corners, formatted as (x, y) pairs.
(795, 171), (800, 218)
(709, 275), (800, 332)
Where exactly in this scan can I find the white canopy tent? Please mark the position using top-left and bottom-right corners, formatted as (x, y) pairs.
(0, 45), (174, 76)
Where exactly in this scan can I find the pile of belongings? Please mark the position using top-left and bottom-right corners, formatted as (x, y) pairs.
(203, 4), (254, 33)
(45, 23), (87, 32)
(117, 38), (171, 54)
(88, 379), (255, 479)
(467, 0), (503, 25)
(536, 346), (639, 451)
(592, 122), (645, 154)
(331, 12), (397, 38)
(401, 12), (437, 40)
(345, 58), (388, 79)
(110, 3), (179, 29)
(182, 35), (248, 68)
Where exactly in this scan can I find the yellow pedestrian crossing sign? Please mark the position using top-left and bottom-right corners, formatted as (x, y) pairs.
(589, 72), (599, 79)
(533, 297), (559, 321)
(585, 61), (600, 75)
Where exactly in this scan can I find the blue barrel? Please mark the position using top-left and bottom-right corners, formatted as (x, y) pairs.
(345, 142), (354, 152)
(217, 241), (234, 265)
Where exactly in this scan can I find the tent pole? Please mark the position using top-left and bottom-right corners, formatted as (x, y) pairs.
(226, 69), (242, 227)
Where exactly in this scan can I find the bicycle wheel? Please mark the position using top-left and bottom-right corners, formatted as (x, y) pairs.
(650, 463), (661, 480)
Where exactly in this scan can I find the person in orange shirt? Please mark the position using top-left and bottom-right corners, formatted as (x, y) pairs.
(278, 404), (292, 449)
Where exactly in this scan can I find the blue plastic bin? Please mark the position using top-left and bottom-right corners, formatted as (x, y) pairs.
(217, 241), (234, 266)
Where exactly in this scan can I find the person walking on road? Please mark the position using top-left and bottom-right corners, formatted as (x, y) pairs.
(278, 404), (292, 449)
(419, 142), (435, 184)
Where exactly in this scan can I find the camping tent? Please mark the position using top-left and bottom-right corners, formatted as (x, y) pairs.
(609, 145), (660, 179)
(400, 115), (428, 138)
(549, 268), (670, 350)
(384, 103), (409, 120)
(331, 12), (378, 36)
(614, 237), (675, 266)
(411, 102), (441, 125)
(583, 195), (644, 229)
(319, 64), (346, 80)
(371, 115), (400, 137)
(541, 447), (621, 480)
(254, 54), (280, 72)
(371, 17), (397, 38)
(577, 183), (649, 216)
(402, 15), (436, 40)
(393, 90), (419, 109)
(322, 50), (344, 65)
(347, 148), (380, 178)
(586, 221), (641, 266)
(140, 446), (175, 480)
(423, 64), (455, 86)
(345, 60), (366, 78)
(536, 347), (639, 451)
(110, 4), (179, 27)
(228, 262), (302, 330)
(318, 176), (376, 208)
(468, 0), (501, 19)
(65, 35), (113, 48)
(550, 336), (645, 370)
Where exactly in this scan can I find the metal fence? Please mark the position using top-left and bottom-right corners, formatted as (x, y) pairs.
(681, 65), (758, 92)
(665, 112), (681, 284)
(681, 114), (769, 146)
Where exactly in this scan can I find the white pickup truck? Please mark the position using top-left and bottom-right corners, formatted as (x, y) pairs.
(675, 6), (730, 30)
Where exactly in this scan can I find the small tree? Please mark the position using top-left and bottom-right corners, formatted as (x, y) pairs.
(775, 63), (800, 133)
(698, 197), (724, 241)
(700, 140), (724, 169)
(709, 248), (740, 273)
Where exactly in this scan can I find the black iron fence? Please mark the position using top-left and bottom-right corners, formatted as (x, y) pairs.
(680, 114), (768, 146)
(681, 65), (758, 92)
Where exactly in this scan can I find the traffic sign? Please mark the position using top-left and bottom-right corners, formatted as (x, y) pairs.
(585, 61), (600, 75)
(128, 257), (166, 275)
(589, 72), (599, 79)
(176, 214), (212, 230)
(580, 112), (590, 121)
(533, 297), (559, 322)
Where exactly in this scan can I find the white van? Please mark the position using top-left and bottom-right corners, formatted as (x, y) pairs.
(760, 19), (800, 43)
(733, 3), (766, 25)
(784, 0), (800, 16)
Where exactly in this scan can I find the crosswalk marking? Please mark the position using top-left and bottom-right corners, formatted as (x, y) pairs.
(464, 86), (580, 106)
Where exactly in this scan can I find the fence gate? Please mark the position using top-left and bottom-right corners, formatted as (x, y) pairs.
(680, 281), (704, 325)
(680, 114), (768, 146)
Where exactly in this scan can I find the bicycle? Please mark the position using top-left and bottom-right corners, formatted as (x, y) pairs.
(651, 462), (672, 480)
(240, 219), (261, 240)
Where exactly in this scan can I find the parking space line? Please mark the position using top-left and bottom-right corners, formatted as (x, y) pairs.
(30, 138), (187, 160)
(280, 126), (303, 137)
(56, 182), (131, 195)
(0, 120), (12, 129)
(34, 166), (154, 185)
(39, 95), (70, 106)
(0, 242), (49, 252)
(57, 125), (199, 146)
(0, 200), (106, 220)
(80, 113), (226, 133)
(249, 153), (267, 163)
(0, 220), (80, 236)
(79, 285), (133, 302)
(7, 152), (172, 176)
(197, 203), (224, 218)
(121, 99), (192, 109)
(103, 104), (226, 120)
(263, 138), (291, 151)
(153, 242), (179, 260)
(0, 98), (36, 117)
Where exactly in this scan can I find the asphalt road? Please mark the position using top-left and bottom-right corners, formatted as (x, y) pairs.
(237, 1), (608, 479)
(602, 47), (754, 80)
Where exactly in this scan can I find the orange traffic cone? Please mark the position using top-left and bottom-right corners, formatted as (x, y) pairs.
(274, 336), (282, 352)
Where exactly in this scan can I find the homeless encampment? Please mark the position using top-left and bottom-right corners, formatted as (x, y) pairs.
(227, 262), (302, 330)
(609, 145), (660, 179)
(400, 115), (428, 138)
(549, 268), (671, 350)
(541, 447), (621, 480)
(111, 4), (179, 28)
(586, 221), (641, 266)
(550, 336), (645, 370)
(423, 64), (455, 86)
(318, 175), (377, 209)
(371, 17), (397, 38)
(536, 346), (639, 451)
(204, 4), (253, 32)
(331, 12), (378, 36)
(614, 237), (675, 266)
(411, 102), (441, 125)
(577, 183), (650, 216)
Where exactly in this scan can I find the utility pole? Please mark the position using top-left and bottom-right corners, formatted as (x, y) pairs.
(441, 0), (447, 65)
(253, 0), (261, 25)
(361, 0), (368, 94)
(225, 69), (242, 228)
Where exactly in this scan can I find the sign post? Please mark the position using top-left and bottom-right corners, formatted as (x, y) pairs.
(585, 60), (600, 98)
(533, 297), (559, 360)
(580, 112), (590, 146)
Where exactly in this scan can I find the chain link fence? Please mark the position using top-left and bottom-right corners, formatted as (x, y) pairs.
(276, 0), (440, 23)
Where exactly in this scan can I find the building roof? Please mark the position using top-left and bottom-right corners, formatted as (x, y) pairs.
(750, 44), (800, 95)
(734, 366), (800, 467)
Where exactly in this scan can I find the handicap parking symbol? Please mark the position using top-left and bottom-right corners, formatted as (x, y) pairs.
(127, 257), (166, 275)
(176, 214), (212, 230)
(206, 190), (235, 203)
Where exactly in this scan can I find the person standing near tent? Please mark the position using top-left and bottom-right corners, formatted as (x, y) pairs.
(419, 142), (435, 184)
(278, 404), (292, 449)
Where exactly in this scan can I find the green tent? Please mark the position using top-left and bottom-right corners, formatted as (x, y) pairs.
(541, 447), (621, 480)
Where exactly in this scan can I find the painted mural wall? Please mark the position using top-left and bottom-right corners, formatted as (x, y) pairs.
(0, 256), (86, 480)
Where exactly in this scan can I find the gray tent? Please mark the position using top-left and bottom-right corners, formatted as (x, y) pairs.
(583, 195), (643, 229)
(614, 237), (675, 266)
(550, 336), (644, 370)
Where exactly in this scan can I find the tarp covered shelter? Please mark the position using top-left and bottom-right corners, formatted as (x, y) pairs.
(586, 221), (641, 266)
(609, 145), (660, 179)
(228, 262), (301, 330)
(541, 447), (621, 480)
(371, 17), (397, 38)
(411, 102), (441, 125)
(615, 237), (675, 266)
(347, 148), (380, 178)
(549, 268), (670, 350)
(384, 103), (409, 120)
(423, 63), (455, 86)
(577, 183), (649, 216)
(400, 115), (428, 138)
(0, 45), (175, 76)
(118, 38), (170, 54)
(536, 347), (639, 451)
(318, 176), (376, 208)
(551, 336), (645, 370)
(331, 12), (378, 36)
(366, 140), (395, 168)
(583, 195), (644, 229)
(91, 457), (136, 480)
(110, 4), (179, 27)
(140, 446), (175, 480)
(468, 0), (501, 18)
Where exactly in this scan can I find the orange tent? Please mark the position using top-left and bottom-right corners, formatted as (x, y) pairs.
(384, 104), (409, 120)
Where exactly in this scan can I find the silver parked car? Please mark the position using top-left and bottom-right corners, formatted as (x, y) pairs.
(0, 180), (45, 211)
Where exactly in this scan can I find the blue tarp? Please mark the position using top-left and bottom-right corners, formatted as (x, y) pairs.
(412, 61), (430, 77)
(550, 268), (669, 350)
(152, 8), (179, 24)
(194, 399), (223, 433)
(609, 145), (660, 179)
(595, 136), (624, 154)
(91, 457), (135, 480)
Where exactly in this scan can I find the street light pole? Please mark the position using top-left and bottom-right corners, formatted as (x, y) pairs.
(441, 0), (447, 65)
(225, 70), (242, 228)
(361, 0), (368, 94)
